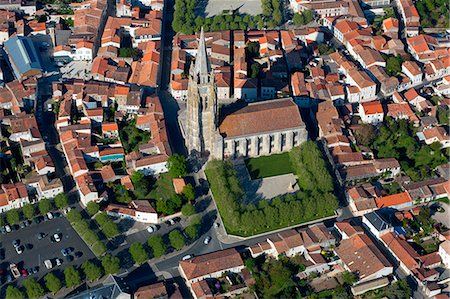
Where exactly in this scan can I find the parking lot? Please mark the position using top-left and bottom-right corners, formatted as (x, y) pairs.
(0, 214), (95, 285)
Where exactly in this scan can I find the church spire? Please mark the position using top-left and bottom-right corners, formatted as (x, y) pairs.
(193, 27), (210, 82)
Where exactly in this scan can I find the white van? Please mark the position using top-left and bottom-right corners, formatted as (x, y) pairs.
(44, 260), (53, 269)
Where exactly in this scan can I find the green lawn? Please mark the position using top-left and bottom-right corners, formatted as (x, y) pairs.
(148, 173), (176, 200)
(245, 152), (293, 179)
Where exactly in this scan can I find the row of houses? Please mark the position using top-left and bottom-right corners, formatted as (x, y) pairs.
(53, 79), (170, 205)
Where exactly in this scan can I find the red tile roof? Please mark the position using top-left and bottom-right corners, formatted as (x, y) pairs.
(375, 192), (412, 208)
(219, 98), (304, 138)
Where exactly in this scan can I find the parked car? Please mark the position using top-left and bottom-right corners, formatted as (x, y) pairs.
(55, 258), (62, 266)
(5, 225), (11, 233)
(53, 233), (61, 242)
(1, 227), (6, 234)
(182, 254), (193, 261)
(65, 255), (74, 262)
(15, 246), (23, 255)
(10, 264), (20, 279)
(61, 248), (68, 256)
(21, 269), (28, 277)
(19, 222), (26, 229)
(203, 236), (211, 245)
(147, 225), (157, 233)
(47, 212), (54, 220)
(44, 260), (53, 269)
(12, 240), (20, 247)
(214, 222), (220, 229)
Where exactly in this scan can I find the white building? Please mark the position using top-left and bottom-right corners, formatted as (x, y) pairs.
(439, 240), (450, 268)
(359, 101), (384, 124)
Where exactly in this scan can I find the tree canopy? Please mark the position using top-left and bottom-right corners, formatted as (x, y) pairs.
(44, 272), (62, 293)
(129, 243), (148, 265)
(147, 235), (167, 258)
(54, 193), (69, 209)
(5, 285), (24, 299)
(38, 198), (52, 215)
(82, 260), (103, 282)
(22, 204), (35, 220)
(369, 117), (448, 181)
(102, 254), (121, 274)
(167, 154), (187, 178)
(205, 141), (338, 236)
(64, 266), (81, 288)
(169, 229), (186, 250)
(6, 209), (20, 224)
(22, 278), (45, 299)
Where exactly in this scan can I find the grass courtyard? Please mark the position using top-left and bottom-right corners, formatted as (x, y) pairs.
(245, 152), (294, 179)
(148, 173), (177, 200)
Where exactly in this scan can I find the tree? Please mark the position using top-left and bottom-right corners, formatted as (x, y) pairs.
(181, 203), (196, 217)
(182, 184), (195, 201)
(45, 273), (62, 293)
(86, 201), (100, 216)
(6, 209), (20, 225)
(147, 235), (167, 258)
(22, 204), (35, 220)
(386, 55), (402, 76)
(251, 63), (262, 78)
(156, 195), (183, 215)
(167, 154), (187, 177)
(66, 209), (82, 223)
(54, 193), (69, 209)
(292, 13), (305, 26)
(5, 285), (24, 299)
(82, 260), (103, 282)
(64, 266), (81, 288)
(437, 107), (449, 125)
(38, 198), (52, 215)
(169, 230), (185, 250)
(102, 254), (121, 274)
(129, 243), (148, 265)
(353, 123), (376, 146)
(114, 185), (133, 204)
(22, 278), (45, 299)
(184, 224), (199, 240)
(247, 41), (260, 58)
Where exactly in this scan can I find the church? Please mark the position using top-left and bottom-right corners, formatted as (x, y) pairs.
(185, 28), (307, 159)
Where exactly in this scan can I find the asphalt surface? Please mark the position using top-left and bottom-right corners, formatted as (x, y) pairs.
(0, 215), (95, 287)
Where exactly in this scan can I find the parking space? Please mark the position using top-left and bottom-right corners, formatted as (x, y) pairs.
(0, 214), (95, 284)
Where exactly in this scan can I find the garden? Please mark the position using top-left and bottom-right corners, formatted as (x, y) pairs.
(353, 117), (448, 181)
(206, 141), (338, 237)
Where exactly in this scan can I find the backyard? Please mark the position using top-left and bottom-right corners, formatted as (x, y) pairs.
(245, 152), (293, 179)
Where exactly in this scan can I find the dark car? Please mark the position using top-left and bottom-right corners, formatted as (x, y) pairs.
(33, 217), (41, 224)
(65, 255), (74, 262)
(21, 269), (28, 277)
(12, 240), (20, 247)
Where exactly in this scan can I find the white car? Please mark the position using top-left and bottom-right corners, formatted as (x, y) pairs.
(147, 225), (157, 233)
(47, 212), (54, 220)
(44, 260), (53, 269)
(55, 258), (62, 266)
(53, 233), (61, 242)
(182, 254), (193, 261)
(203, 236), (211, 245)
(15, 246), (23, 254)
(5, 225), (11, 233)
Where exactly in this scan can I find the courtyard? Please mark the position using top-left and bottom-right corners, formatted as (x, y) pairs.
(196, 0), (262, 17)
(245, 152), (294, 179)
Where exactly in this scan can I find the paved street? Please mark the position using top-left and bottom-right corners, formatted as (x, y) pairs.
(0, 216), (95, 287)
